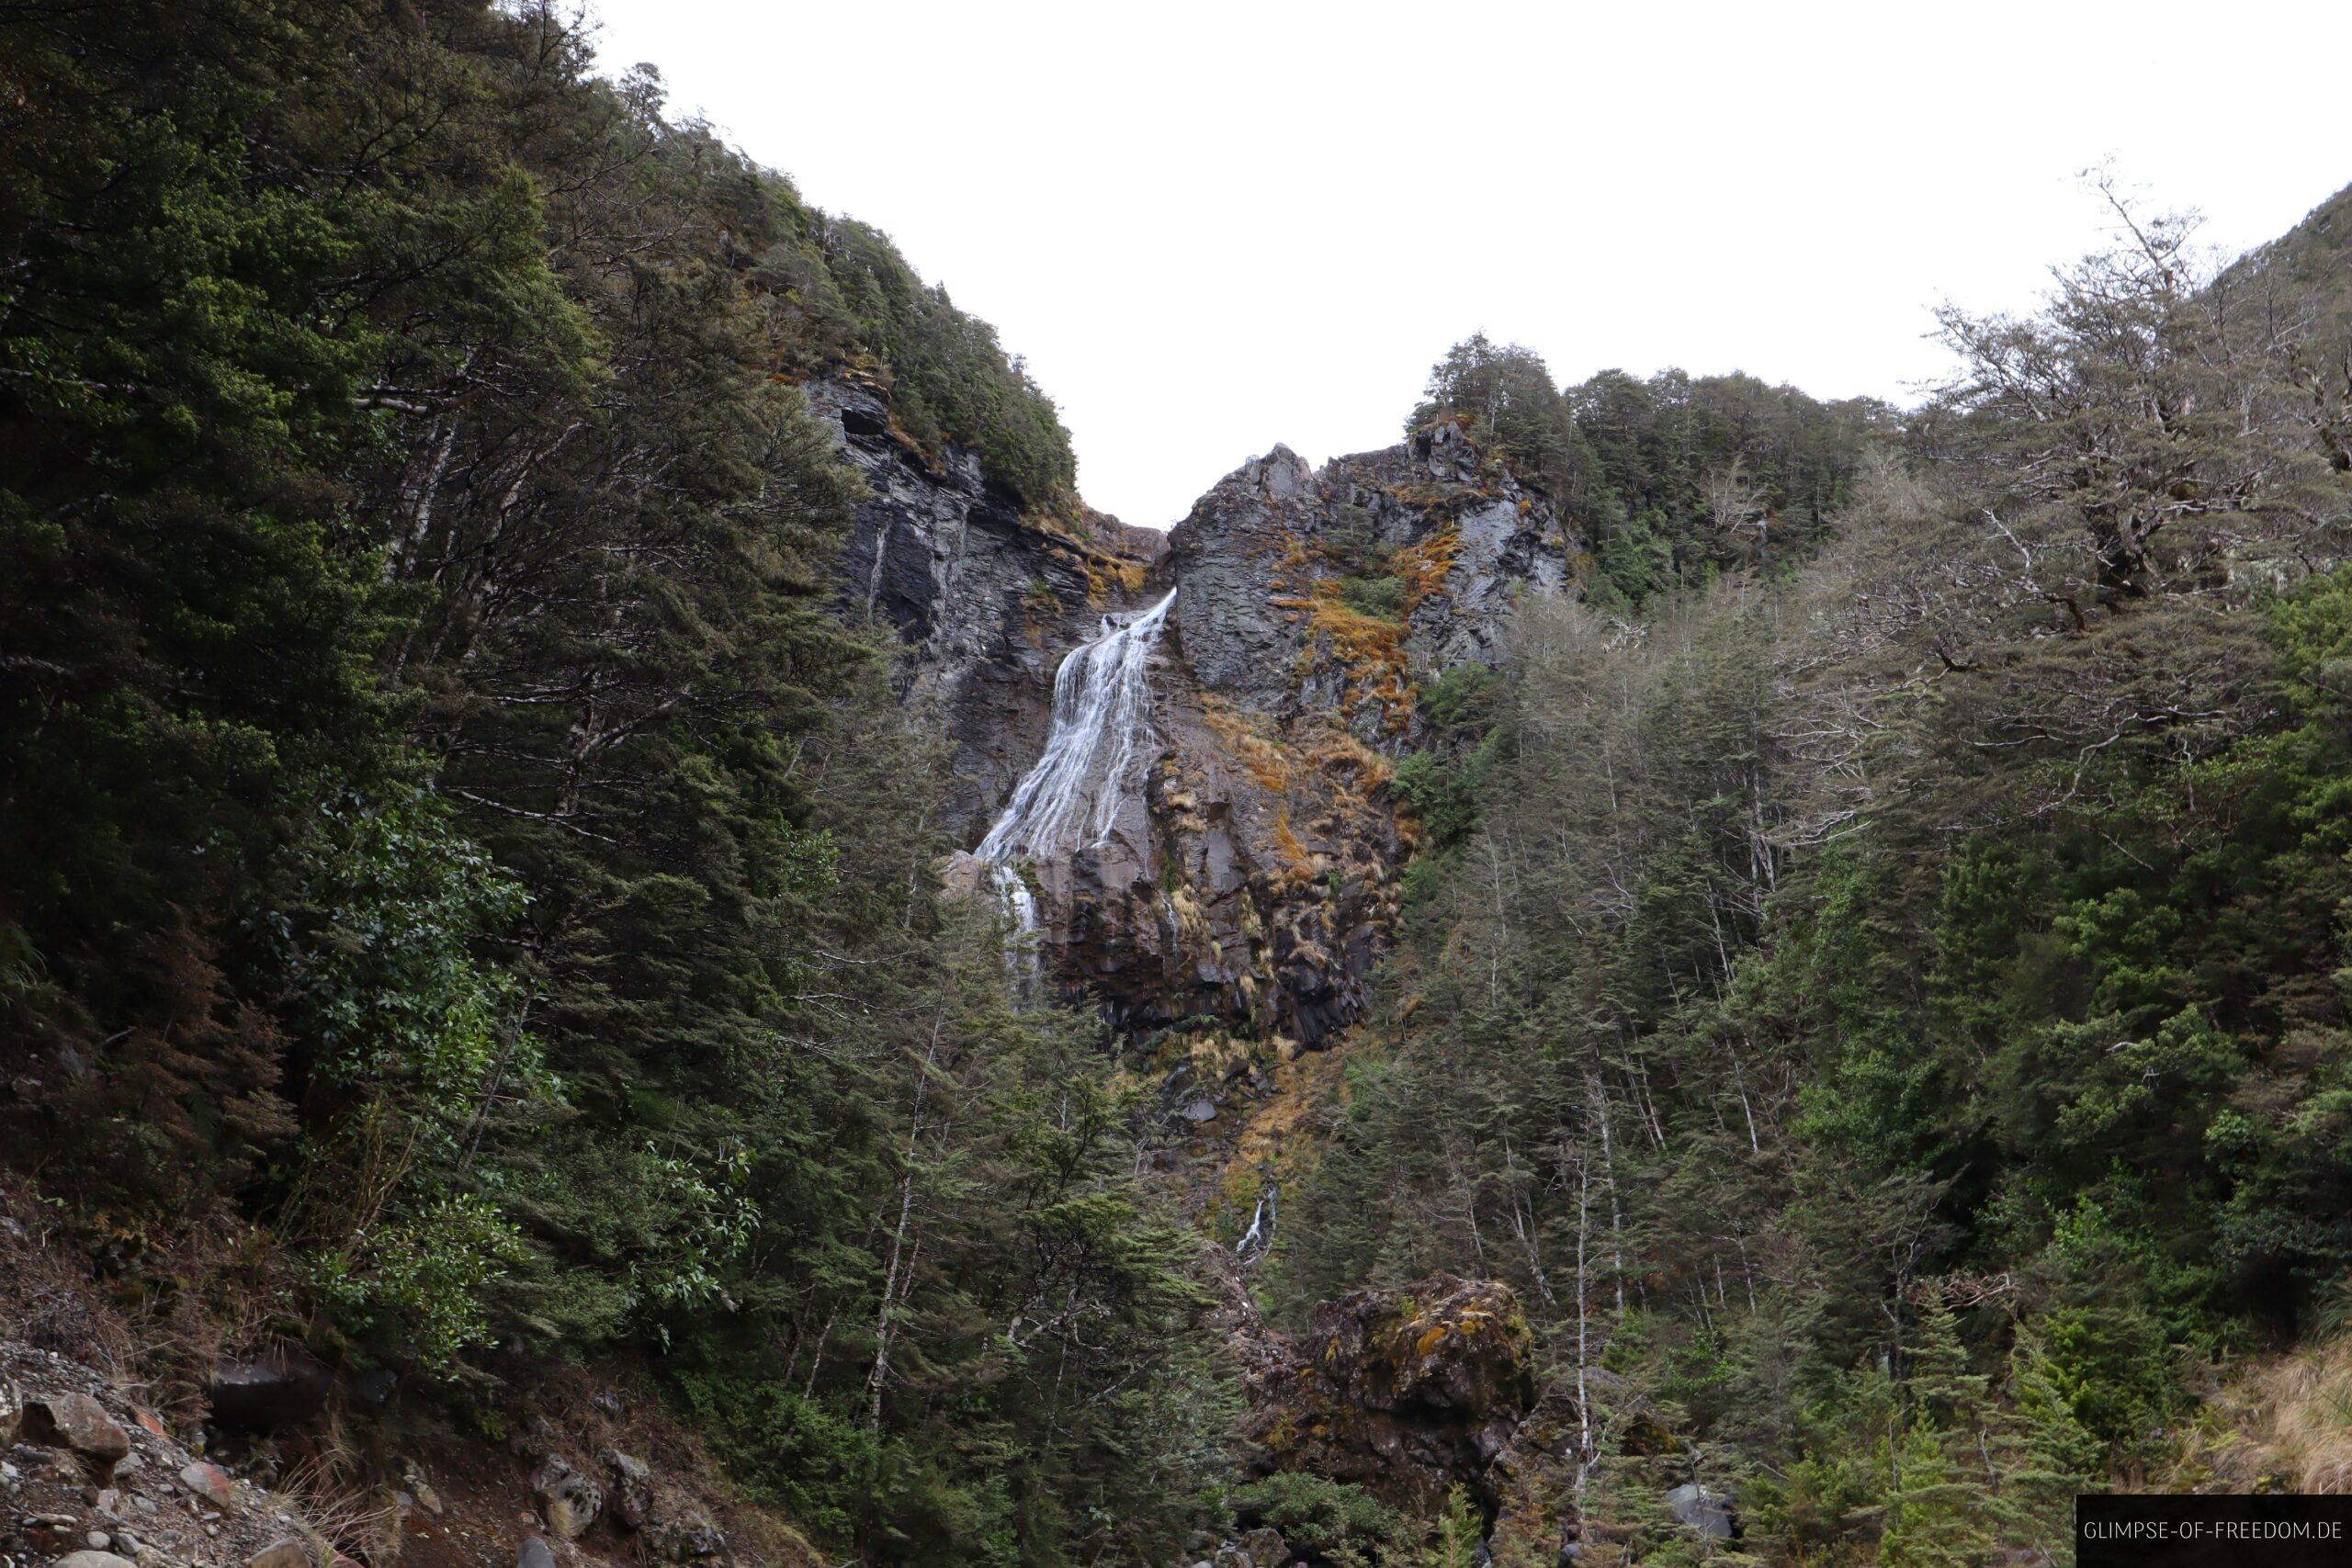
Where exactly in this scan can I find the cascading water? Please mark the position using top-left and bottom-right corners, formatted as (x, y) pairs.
(977, 589), (1177, 986)
(1236, 1184), (1275, 1267)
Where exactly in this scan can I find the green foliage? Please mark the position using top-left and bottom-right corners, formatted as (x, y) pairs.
(1414, 335), (1882, 596)
(310, 1191), (528, 1370)
(1426, 1486), (1482, 1567)
(1231, 1472), (1405, 1567)
(1592, 506), (1677, 612)
(1392, 750), (1485, 850)
(1412, 333), (1583, 493)
(1415, 664), (1502, 732)
(1339, 574), (1408, 620)
(0, 2), (1209, 1559)
(775, 217), (1078, 513)
(278, 783), (542, 1363)
(674, 1373), (880, 1542)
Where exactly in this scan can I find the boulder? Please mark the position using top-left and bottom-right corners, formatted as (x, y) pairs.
(1665, 1482), (1735, 1540)
(1237, 1527), (1290, 1566)
(177, 1460), (236, 1512)
(648, 1512), (725, 1562)
(532, 1457), (601, 1539)
(23, 1393), (131, 1475)
(397, 1457), (443, 1516)
(515, 1538), (557, 1568)
(51, 1553), (138, 1568)
(600, 1449), (653, 1530)
(1242, 1273), (1535, 1515)
(246, 1540), (313, 1568)
(207, 1348), (331, 1433)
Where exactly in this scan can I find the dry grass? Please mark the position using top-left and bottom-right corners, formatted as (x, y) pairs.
(0, 1172), (302, 1421)
(1271, 573), (1421, 733)
(1199, 694), (1295, 795)
(0, 1201), (140, 1380)
(1390, 525), (1459, 611)
(1050, 539), (1148, 605)
(1270, 810), (1317, 887)
(2177, 1334), (2352, 1493)
(278, 1442), (398, 1565)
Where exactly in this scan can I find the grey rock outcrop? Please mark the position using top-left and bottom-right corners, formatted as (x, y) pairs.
(808, 377), (1164, 836)
(601, 1448), (654, 1530)
(1057, 418), (1573, 1043)
(1666, 1482), (1736, 1540)
(883, 379), (1573, 1047)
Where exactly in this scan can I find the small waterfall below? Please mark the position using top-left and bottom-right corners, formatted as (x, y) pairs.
(977, 589), (1177, 985)
(1237, 1184), (1275, 1267)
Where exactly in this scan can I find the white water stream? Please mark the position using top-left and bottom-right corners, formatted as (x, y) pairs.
(977, 590), (1177, 978)
(1236, 1185), (1275, 1266)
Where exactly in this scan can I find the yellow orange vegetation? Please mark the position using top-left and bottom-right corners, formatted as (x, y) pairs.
(1303, 728), (1394, 794)
(1272, 808), (1316, 886)
(1046, 540), (1149, 606)
(1273, 585), (1410, 729)
(1391, 525), (1459, 611)
(1200, 694), (1294, 794)
(1204, 1041), (1359, 1235)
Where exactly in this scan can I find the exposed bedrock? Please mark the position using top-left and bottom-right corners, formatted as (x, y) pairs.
(1068, 419), (1574, 1044)
(808, 377), (1165, 836)
(869, 386), (1577, 1047)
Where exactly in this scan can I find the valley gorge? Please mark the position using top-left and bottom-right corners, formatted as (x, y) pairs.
(10, 6), (2352, 1568)
(828, 376), (1600, 1565)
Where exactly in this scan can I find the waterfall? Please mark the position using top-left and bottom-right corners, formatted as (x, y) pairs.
(1237, 1185), (1275, 1266)
(977, 589), (1177, 969)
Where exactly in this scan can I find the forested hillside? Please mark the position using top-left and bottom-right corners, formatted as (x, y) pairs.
(2, 3), (1216, 1562)
(8, 2), (2352, 1565)
(1265, 183), (2352, 1562)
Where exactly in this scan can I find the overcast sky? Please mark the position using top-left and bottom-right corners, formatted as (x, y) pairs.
(586, 0), (2352, 529)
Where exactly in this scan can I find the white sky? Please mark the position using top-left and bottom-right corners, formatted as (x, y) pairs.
(585, 0), (2352, 530)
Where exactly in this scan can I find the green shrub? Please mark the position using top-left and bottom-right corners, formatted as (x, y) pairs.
(1393, 750), (1484, 848)
(673, 1374), (879, 1544)
(1338, 574), (1407, 621)
(1231, 1473), (1404, 1567)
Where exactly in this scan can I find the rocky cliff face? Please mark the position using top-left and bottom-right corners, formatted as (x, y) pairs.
(834, 380), (1575, 1050)
(808, 378), (1166, 834)
(1075, 419), (1576, 1045)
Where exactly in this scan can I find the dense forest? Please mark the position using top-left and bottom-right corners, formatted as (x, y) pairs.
(1273, 185), (2352, 1561)
(7, 1), (2352, 1566)
(2, 2), (1218, 1562)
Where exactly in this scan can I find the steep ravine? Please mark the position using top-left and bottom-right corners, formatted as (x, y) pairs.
(834, 392), (1602, 1561)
